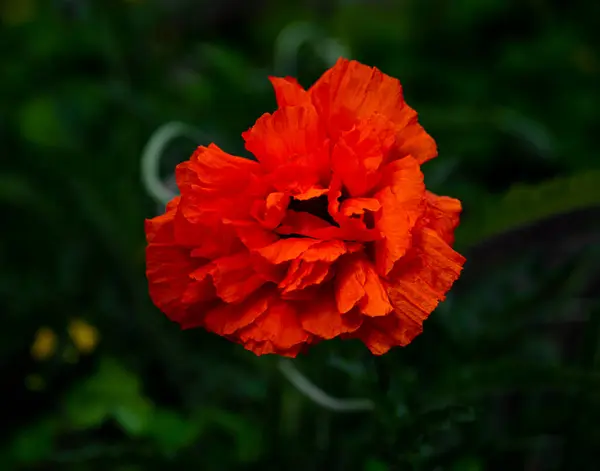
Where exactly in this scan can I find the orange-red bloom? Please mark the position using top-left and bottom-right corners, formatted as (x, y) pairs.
(145, 58), (465, 357)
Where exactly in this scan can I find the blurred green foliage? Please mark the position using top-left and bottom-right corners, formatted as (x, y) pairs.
(1, 0), (600, 470)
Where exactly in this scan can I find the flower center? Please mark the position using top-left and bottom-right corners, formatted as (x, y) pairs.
(288, 194), (339, 227)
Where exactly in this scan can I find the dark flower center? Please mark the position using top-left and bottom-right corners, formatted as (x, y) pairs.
(288, 194), (339, 227)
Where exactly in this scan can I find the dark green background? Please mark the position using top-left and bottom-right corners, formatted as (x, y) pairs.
(2, 0), (600, 469)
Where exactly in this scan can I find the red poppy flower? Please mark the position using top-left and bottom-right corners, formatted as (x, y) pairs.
(145, 58), (465, 357)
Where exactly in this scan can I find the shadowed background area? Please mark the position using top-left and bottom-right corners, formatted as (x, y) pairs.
(2, 0), (600, 470)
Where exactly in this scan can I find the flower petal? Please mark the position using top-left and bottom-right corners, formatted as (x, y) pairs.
(269, 76), (310, 108)
(173, 144), (266, 258)
(256, 238), (321, 264)
(293, 186), (329, 201)
(344, 321), (394, 355)
(192, 252), (267, 304)
(346, 313), (423, 355)
(251, 192), (290, 230)
(203, 289), (272, 335)
(242, 105), (330, 183)
(146, 245), (205, 323)
(335, 254), (393, 316)
(300, 296), (362, 339)
(237, 301), (310, 350)
(386, 228), (465, 326)
(340, 198), (381, 218)
(266, 164), (329, 199)
(231, 222), (280, 250)
(279, 259), (332, 293)
(421, 191), (462, 245)
(175, 200), (242, 259)
(145, 201), (214, 324)
(145, 197), (179, 243)
(276, 210), (345, 240)
(309, 58), (437, 164)
(301, 240), (348, 262)
(374, 156), (426, 276)
(278, 240), (351, 293)
(176, 143), (261, 197)
(242, 339), (306, 358)
(330, 114), (396, 197)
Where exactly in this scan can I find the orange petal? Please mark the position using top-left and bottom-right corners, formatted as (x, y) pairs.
(276, 210), (345, 240)
(335, 197), (382, 240)
(175, 145), (267, 234)
(193, 252), (267, 304)
(300, 296), (362, 339)
(325, 176), (376, 242)
(280, 284), (324, 301)
(237, 301), (309, 350)
(335, 254), (393, 316)
(266, 164), (328, 198)
(242, 339), (306, 358)
(277, 240), (348, 292)
(251, 192), (290, 230)
(279, 259), (331, 293)
(421, 191), (462, 245)
(176, 143), (261, 195)
(269, 76), (310, 108)
(301, 240), (348, 262)
(373, 156), (425, 276)
(330, 114), (396, 197)
(386, 228), (465, 326)
(242, 105), (329, 178)
(181, 275), (216, 308)
(146, 202), (213, 324)
(325, 177), (379, 243)
(203, 289), (272, 336)
(391, 113), (438, 166)
(231, 222), (280, 250)
(175, 200), (243, 259)
(346, 313), (423, 355)
(349, 324), (394, 355)
(293, 186), (329, 201)
(256, 238), (321, 264)
(340, 198), (381, 217)
(309, 58), (437, 164)
(173, 144), (267, 258)
(145, 197), (180, 243)
(146, 242), (204, 323)
(382, 312), (424, 347)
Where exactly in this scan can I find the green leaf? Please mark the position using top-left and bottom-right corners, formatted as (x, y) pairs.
(10, 418), (58, 464)
(145, 409), (203, 455)
(113, 398), (153, 436)
(64, 357), (153, 435)
(451, 457), (483, 471)
(18, 96), (71, 149)
(199, 408), (263, 462)
(456, 170), (600, 248)
(364, 458), (389, 471)
(65, 395), (109, 429)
